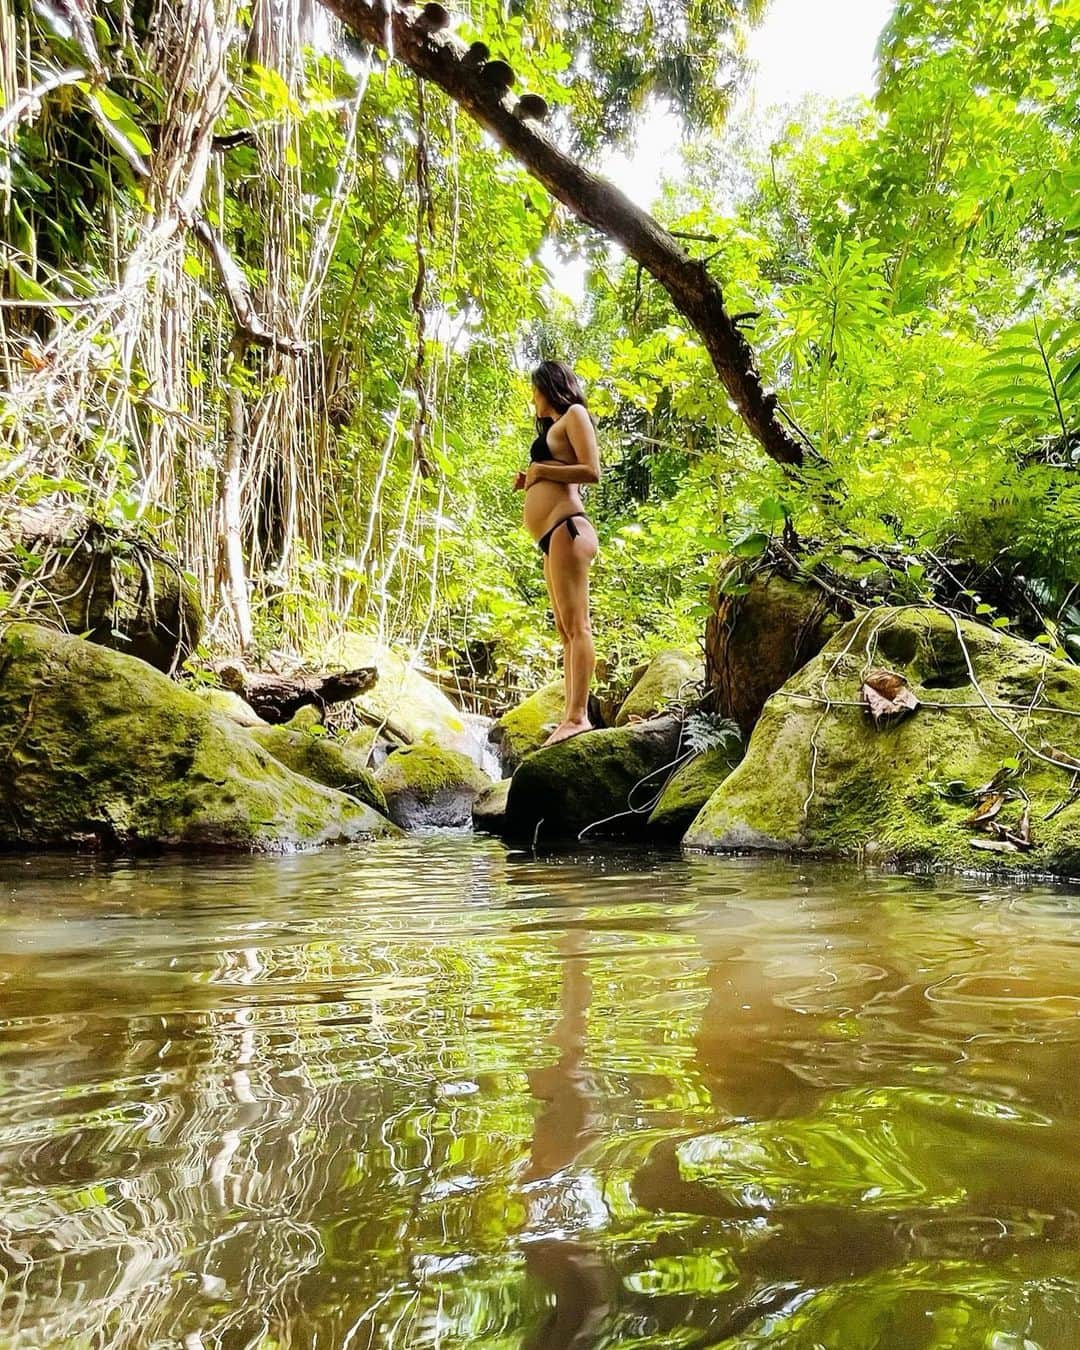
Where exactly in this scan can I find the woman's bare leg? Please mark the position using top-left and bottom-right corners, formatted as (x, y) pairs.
(544, 521), (598, 745)
(542, 551), (571, 713)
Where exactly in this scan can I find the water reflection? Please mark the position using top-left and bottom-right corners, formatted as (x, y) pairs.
(0, 840), (1079, 1346)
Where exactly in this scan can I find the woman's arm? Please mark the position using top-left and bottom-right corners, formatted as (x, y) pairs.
(525, 406), (601, 487)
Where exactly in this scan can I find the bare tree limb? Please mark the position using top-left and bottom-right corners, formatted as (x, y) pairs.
(315, 0), (807, 468)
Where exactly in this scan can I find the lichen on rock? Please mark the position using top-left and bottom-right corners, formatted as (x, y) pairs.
(685, 606), (1080, 878)
(0, 623), (395, 851)
(376, 740), (491, 829)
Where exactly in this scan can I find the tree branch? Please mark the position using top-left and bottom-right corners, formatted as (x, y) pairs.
(315, 0), (806, 468)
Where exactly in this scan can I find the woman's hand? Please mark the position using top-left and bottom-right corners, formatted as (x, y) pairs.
(523, 464), (541, 489)
(512, 470), (528, 491)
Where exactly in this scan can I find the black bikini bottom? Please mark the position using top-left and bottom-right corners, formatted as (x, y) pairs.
(538, 513), (589, 556)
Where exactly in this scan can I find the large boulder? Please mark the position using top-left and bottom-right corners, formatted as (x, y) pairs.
(704, 567), (847, 737)
(503, 715), (683, 843)
(322, 634), (483, 761)
(1, 508), (203, 672)
(685, 607), (1080, 877)
(249, 725), (387, 815)
(0, 624), (395, 851)
(615, 647), (702, 725)
(489, 681), (564, 771)
(375, 742), (491, 829)
(648, 746), (737, 837)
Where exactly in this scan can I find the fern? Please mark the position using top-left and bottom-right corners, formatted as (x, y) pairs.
(975, 314), (1080, 437)
(683, 712), (741, 756)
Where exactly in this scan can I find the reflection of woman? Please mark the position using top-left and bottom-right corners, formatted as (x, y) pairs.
(521, 930), (610, 1348)
(513, 361), (601, 747)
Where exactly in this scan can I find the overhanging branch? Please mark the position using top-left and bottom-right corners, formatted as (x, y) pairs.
(315, 0), (806, 468)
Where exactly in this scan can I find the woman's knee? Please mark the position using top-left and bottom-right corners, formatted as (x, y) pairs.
(565, 616), (593, 642)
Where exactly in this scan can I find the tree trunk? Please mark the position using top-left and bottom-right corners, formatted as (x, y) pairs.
(314, 0), (806, 469)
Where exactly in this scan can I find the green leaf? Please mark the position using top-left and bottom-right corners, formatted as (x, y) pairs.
(86, 86), (153, 158)
(731, 532), (768, 559)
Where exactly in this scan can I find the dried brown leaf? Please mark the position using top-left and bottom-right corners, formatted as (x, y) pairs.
(965, 793), (1005, 829)
(860, 668), (920, 724)
(970, 838), (1020, 855)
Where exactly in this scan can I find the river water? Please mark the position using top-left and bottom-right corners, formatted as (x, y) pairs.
(1, 836), (1079, 1348)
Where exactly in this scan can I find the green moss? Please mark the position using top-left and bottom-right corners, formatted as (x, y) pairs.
(615, 648), (702, 725)
(685, 607), (1080, 878)
(648, 747), (736, 836)
(0, 623), (394, 851)
(194, 688), (265, 726)
(491, 682), (564, 769)
(504, 716), (683, 841)
(376, 742), (489, 798)
(283, 704), (323, 731)
(249, 725), (387, 814)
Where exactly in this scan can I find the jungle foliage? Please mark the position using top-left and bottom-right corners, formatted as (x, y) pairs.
(2, 0), (1079, 695)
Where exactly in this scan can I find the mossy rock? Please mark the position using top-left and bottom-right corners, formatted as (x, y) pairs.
(376, 741), (491, 829)
(473, 778), (511, 832)
(685, 606), (1080, 878)
(490, 681), (564, 770)
(249, 725), (387, 815)
(283, 704), (323, 731)
(615, 648), (702, 726)
(194, 688), (266, 727)
(648, 746), (737, 837)
(0, 623), (395, 851)
(502, 715), (683, 842)
(321, 634), (474, 752)
(1, 508), (203, 672)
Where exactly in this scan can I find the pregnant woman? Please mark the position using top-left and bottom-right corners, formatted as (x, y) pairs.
(513, 360), (601, 747)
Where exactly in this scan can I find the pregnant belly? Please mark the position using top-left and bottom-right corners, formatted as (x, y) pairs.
(523, 481), (583, 540)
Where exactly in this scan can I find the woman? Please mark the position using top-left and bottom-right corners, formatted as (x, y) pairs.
(513, 360), (601, 746)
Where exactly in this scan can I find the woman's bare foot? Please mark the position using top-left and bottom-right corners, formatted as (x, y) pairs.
(542, 718), (592, 747)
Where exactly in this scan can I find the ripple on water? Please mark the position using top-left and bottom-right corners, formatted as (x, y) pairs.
(1, 836), (1079, 1347)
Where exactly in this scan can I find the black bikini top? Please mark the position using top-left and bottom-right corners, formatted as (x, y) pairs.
(530, 419), (556, 463)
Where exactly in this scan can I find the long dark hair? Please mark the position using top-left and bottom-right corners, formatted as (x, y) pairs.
(532, 360), (588, 433)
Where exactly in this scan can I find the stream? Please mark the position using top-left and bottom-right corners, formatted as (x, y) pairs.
(1, 836), (1079, 1347)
